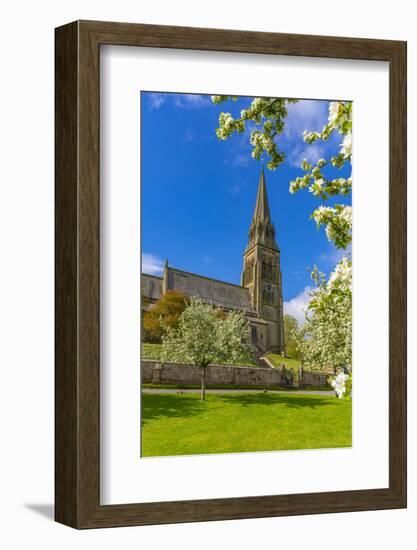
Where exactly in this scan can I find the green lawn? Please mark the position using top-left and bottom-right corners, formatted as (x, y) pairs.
(142, 343), (163, 361)
(142, 342), (259, 367)
(265, 353), (301, 372)
(141, 392), (351, 457)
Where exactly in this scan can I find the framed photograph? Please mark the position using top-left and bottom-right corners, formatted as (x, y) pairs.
(55, 20), (407, 528)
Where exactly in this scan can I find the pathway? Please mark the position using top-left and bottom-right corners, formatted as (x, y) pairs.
(142, 388), (334, 396)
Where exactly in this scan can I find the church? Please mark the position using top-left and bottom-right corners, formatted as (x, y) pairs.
(142, 169), (285, 354)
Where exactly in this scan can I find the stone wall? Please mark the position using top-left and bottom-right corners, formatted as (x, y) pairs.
(142, 360), (283, 387)
(259, 356), (331, 388)
(300, 370), (331, 388)
(142, 361), (332, 388)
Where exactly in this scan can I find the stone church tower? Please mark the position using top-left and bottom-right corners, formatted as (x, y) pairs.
(241, 169), (285, 354)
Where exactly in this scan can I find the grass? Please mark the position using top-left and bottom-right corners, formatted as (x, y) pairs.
(142, 342), (260, 367)
(265, 353), (301, 373)
(142, 343), (163, 361)
(141, 392), (351, 457)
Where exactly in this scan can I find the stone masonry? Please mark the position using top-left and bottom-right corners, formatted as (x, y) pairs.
(142, 360), (331, 389)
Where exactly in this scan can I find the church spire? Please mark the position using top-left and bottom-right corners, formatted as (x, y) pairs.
(241, 167), (284, 354)
(252, 167), (271, 223)
(245, 168), (278, 252)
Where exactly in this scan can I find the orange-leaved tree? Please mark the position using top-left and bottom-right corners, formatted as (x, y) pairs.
(143, 290), (188, 342)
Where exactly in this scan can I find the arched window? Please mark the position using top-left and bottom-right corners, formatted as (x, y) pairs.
(263, 284), (270, 304)
(261, 260), (267, 279)
(245, 262), (253, 285)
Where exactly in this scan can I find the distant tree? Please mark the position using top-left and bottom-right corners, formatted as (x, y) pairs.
(141, 292), (150, 311)
(141, 280), (150, 311)
(161, 298), (254, 400)
(143, 290), (188, 342)
(141, 290), (150, 342)
(283, 314), (300, 359)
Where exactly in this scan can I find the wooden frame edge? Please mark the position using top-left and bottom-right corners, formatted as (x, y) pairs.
(55, 20), (80, 528)
(55, 20), (407, 529)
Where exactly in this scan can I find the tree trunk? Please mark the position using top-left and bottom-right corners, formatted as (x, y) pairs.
(201, 365), (206, 401)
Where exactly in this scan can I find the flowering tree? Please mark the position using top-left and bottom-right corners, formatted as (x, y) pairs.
(289, 101), (352, 249)
(212, 96), (298, 170)
(212, 97), (352, 249)
(294, 258), (352, 374)
(161, 298), (254, 400)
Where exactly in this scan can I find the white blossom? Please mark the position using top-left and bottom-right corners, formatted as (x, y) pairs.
(340, 132), (352, 158)
(312, 205), (335, 222)
(293, 258), (352, 373)
(331, 371), (350, 399)
(328, 258), (352, 296)
(340, 205), (352, 225)
(328, 101), (340, 126)
(325, 224), (337, 242)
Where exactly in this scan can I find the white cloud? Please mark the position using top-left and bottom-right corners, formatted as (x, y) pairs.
(225, 153), (250, 168)
(284, 99), (329, 139)
(223, 124), (254, 168)
(284, 286), (312, 326)
(147, 92), (211, 110)
(318, 243), (352, 269)
(181, 128), (196, 142)
(229, 184), (240, 197)
(228, 180), (246, 197)
(286, 142), (327, 168)
(173, 94), (210, 109)
(147, 93), (167, 110)
(142, 253), (164, 275)
(282, 99), (344, 167)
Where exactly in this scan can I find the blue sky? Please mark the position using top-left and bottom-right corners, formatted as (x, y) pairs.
(141, 92), (351, 322)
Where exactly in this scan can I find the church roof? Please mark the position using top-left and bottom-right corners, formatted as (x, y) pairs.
(142, 267), (255, 313)
(252, 168), (271, 223)
(166, 267), (254, 312)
